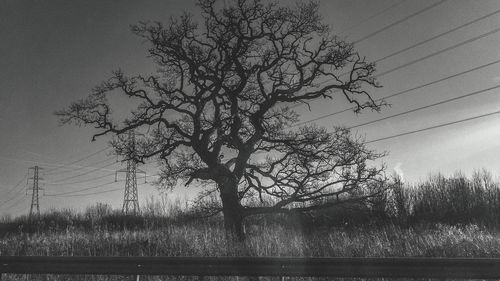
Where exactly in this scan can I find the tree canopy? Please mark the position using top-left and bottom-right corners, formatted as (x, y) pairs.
(57, 0), (386, 240)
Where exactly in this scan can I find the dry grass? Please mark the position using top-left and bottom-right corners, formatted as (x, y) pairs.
(2, 220), (500, 258)
(2, 221), (500, 280)
(2, 170), (500, 280)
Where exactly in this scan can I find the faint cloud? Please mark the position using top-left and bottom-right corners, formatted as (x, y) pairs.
(393, 162), (404, 179)
(493, 76), (500, 82)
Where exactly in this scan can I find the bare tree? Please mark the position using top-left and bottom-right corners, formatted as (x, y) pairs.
(57, 0), (386, 241)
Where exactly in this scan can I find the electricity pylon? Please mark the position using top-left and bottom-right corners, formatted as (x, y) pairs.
(116, 131), (146, 215)
(27, 165), (43, 220)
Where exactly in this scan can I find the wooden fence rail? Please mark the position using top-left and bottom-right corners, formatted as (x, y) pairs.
(2, 256), (500, 279)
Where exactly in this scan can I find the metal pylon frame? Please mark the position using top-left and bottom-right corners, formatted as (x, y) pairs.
(116, 131), (146, 215)
(120, 159), (141, 214)
(27, 165), (43, 220)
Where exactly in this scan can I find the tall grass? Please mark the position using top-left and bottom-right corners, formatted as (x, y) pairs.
(2, 216), (500, 257)
(2, 220), (500, 280)
(2, 170), (500, 280)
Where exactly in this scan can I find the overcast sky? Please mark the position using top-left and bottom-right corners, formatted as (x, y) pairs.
(1, 0), (500, 217)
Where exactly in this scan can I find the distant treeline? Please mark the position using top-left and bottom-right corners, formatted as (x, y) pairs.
(1, 170), (500, 235)
(310, 169), (500, 228)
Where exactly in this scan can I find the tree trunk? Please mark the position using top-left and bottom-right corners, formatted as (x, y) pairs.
(218, 177), (259, 281)
(219, 178), (246, 242)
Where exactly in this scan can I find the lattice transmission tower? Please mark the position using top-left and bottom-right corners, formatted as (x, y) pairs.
(116, 131), (146, 215)
(27, 165), (43, 220)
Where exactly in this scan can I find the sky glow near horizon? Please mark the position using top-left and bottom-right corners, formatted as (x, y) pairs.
(1, 0), (500, 217)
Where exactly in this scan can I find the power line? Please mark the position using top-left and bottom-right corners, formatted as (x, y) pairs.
(0, 173), (27, 202)
(44, 157), (115, 176)
(375, 26), (500, 78)
(353, 0), (447, 44)
(0, 155), (68, 168)
(46, 163), (158, 187)
(44, 147), (112, 174)
(0, 191), (25, 209)
(53, 187), (125, 197)
(0, 196), (27, 213)
(349, 84), (500, 129)
(289, 11), (500, 112)
(46, 161), (117, 183)
(298, 24), (500, 122)
(47, 156), (116, 174)
(373, 8), (500, 64)
(289, 59), (500, 128)
(47, 182), (150, 198)
(0, 172), (35, 212)
(86, 156), (116, 166)
(371, 60), (500, 102)
(45, 172), (115, 185)
(45, 180), (122, 197)
(0, 154), (115, 178)
(339, 0), (410, 35)
(44, 158), (117, 178)
(366, 110), (500, 144)
(0, 174), (30, 210)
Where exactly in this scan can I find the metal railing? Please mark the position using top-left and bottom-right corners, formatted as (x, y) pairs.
(2, 256), (500, 279)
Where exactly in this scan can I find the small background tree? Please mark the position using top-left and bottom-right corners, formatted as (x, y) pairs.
(57, 0), (386, 241)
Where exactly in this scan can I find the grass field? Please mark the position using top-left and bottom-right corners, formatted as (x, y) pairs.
(1, 171), (500, 280)
(2, 218), (500, 257)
